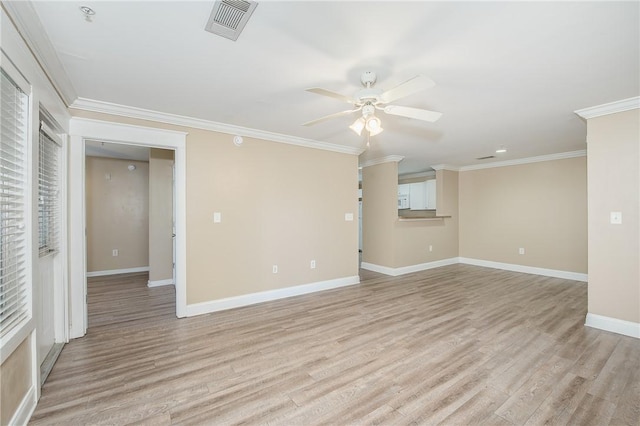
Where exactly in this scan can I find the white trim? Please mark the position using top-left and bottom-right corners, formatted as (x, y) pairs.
(8, 384), (36, 426)
(458, 257), (588, 282)
(585, 313), (640, 339)
(186, 276), (360, 317)
(399, 170), (436, 180)
(575, 96), (640, 119)
(361, 257), (587, 282)
(2, 2), (77, 106)
(53, 133), (69, 344)
(458, 150), (587, 172)
(86, 267), (150, 278)
(147, 278), (175, 288)
(68, 118), (187, 340)
(360, 258), (459, 277)
(360, 155), (405, 168)
(67, 135), (85, 338)
(69, 117), (188, 145)
(71, 98), (363, 156)
(431, 164), (459, 171)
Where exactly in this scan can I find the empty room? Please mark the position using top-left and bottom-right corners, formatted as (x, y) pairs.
(0, 1), (638, 425)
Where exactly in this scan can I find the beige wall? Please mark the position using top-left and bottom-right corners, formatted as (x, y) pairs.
(185, 129), (359, 303)
(149, 149), (174, 282)
(362, 164), (459, 269)
(0, 337), (31, 425)
(587, 109), (639, 323)
(86, 157), (150, 272)
(72, 109), (359, 304)
(394, 169), (459, 267)
(361, 162), (398, 267)
(459, 157), (587, 273)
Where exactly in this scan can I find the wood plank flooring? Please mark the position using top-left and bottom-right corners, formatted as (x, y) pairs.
(30, 265), (640, 425)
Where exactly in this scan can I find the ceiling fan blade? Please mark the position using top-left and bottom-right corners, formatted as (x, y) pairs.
(380, 75), (436, 104)
(302, 109), (358, 126)
(383, 105), (442, 122)
(306, 88), (356, 104)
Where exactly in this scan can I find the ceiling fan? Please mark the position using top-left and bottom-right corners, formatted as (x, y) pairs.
(303, 71), (442, 137)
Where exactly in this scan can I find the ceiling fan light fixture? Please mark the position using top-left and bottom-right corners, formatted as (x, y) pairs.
(365, 115), (382, 132)
(369, 125), (384, 137)
(349, 117), (365, 136)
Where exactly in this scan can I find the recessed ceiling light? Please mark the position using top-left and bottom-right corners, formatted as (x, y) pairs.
(79, 6), (95, 22)
(496, 146), (507, 153)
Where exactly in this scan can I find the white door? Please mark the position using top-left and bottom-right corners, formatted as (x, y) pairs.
(36, 257), (56, 365)
(358, 200), (363, 252)
(172, 164), (176, 284)
(36, 124), (64, 367)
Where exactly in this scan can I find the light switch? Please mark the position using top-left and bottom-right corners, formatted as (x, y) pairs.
(610, 211), (622, 224)
(345, 213), (354, 221)
(213, 212), (221, 223)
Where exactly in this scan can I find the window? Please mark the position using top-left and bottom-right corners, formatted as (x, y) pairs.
(38, 125), (60, 256)
(0, 68), (30, 337)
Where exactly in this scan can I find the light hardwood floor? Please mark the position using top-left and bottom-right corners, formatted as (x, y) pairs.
(30, 265), (639, 425)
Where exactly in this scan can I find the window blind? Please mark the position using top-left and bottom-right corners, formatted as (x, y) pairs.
(0, 68), (30, 337)
(39, 126), (60, 256)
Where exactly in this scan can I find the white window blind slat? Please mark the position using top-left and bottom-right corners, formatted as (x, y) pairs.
(39, 125), (60, 257)
(0, 67), (30, 338)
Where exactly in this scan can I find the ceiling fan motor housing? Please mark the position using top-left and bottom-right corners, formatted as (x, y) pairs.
(356, 88), (383, 104)
(360, 71), (377, 87)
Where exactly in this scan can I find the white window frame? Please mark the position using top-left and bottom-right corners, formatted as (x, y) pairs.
(38, 122), (61, 258)
(0, 53), (35, 363)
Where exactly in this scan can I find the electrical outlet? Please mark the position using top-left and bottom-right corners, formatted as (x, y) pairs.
(610, 211), (622, 224)
(272, 265), (278, 274)
(310, 260), (316, 269)
(112, 249), (119, 257)
(519, 248), (525, 255)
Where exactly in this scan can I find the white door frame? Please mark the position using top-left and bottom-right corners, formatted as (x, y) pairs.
(68, 118), (188, 338)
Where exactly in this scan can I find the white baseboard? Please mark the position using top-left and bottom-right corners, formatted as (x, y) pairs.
(147, 278), (174, 288)
(186, 275), (360, 317)
(458, 257), (588, 282)
(361, 258), (459, 277)
(10, 385), (36, 426)
(585, 313), (640, 339)
(87, 266), (149, 277)
(361, 257), (587, 282)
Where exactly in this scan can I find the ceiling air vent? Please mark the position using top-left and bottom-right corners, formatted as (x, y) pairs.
(476, 155), (496, 160)
(205, 0), (258, 41)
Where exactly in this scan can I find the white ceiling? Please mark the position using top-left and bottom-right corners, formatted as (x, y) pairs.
(30, 1), (639, 174)
(85, 140), (150, 161)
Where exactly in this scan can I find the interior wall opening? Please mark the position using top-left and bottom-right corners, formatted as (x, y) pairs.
(84, 141), (176, 329)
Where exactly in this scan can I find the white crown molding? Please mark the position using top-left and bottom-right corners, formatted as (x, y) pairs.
(431, 164), (459, 171)
(2, 1), (77, 106)
(399, 170), (436, 179)
(575, 96), (640, 120)
(458, 150), (586, 172)
(71, 97), (364, 156)
(359, 155), (405, 168)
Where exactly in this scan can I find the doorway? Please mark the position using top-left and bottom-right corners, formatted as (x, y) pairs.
(84, 143), (175, 328)
(68, 117), (187, 339)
